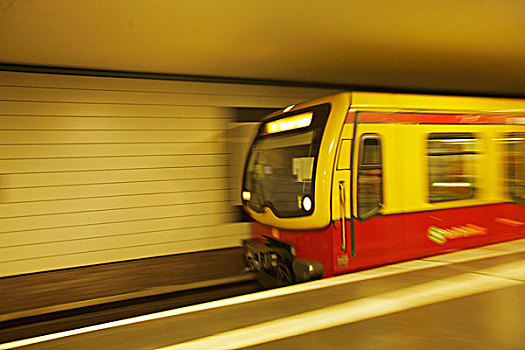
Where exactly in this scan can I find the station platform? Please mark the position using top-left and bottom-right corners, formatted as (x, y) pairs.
(2, 238), (524, 350)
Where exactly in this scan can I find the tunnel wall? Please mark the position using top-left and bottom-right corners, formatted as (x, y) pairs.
(0, 70), (337, 277)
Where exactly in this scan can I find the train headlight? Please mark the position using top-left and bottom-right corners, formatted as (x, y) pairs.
(242, 190), (251, 201)
(302, 195), (312, 212)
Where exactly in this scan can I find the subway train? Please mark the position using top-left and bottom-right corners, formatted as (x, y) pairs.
(241, 92), (525, 287)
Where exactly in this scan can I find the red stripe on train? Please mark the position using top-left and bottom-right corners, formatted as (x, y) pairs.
(345, 112), (523, 124)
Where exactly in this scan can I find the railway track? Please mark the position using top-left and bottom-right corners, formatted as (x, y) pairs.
(0, 273), (260, 343)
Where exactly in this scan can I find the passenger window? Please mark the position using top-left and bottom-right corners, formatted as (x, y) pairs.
(427, 133), (479, 202)
(504, 133), (525, 200)
(357, 134), (383, 218)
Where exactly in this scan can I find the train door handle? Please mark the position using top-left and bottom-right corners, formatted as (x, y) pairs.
(339, 181), (347, 252)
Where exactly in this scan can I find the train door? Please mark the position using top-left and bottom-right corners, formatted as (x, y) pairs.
(349, 125), (403, 264)
(507, 131), (525, 237)
(331, 120), (353, 273)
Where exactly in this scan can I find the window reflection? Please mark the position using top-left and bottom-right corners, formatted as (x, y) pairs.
(357, 134), (383, 217)
(245, 131), (316, 215)
(502, 133), (525, 200)
(428, 133), (479, 202)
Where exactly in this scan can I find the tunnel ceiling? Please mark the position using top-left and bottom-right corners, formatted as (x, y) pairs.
(0, 0), (524, 97)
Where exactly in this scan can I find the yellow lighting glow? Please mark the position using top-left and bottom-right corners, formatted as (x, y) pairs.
(242, 191), (251, 201)
(432, 182), (472, 187)
(283, 105), (295, 113)
(265, 112), (313, 134)
(493, 137), (524, 142)
(436, 139), (476, 143)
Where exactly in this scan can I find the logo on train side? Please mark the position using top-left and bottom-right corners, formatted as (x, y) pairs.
(428, 224), (488, 245)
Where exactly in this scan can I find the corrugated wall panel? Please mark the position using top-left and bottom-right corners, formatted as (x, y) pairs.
(0, 155), (228, 175)
(1, 227), (248, 277)
(1, 212), (237, 257)
(2, 201), (232, 233)
(0, 116), (228, 130)
(0, 71), (337, 277)
(2, 178), (229, 205)
(0, 101), (231, 117)
(0, 189), (231, 217)
(2, 166), (227, 187)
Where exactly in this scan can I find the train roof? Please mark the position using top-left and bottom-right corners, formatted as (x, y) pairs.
(267, 92), (525, 120)
(349, 92), (525, 114)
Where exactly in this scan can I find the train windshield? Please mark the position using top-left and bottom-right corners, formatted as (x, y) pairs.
(244, 104), (330, 217)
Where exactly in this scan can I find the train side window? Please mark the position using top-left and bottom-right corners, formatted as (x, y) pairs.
(427, 133), (479, 202)
(504, 132), (525, 200)
(357, 134), (383, 218)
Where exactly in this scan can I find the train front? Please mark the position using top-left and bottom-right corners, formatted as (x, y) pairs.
(241, 93), (350, 287)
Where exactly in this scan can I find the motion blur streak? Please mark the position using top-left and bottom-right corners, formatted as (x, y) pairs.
(1, 239), (523, 350)
(159, 260), (525, 350)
